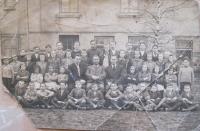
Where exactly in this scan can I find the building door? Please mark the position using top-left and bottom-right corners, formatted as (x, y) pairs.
(176, 40), (193, 60)
(59, 35), (79, 50)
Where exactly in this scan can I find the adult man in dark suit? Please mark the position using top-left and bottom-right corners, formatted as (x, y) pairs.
(108, 41), (119, 65)
(105, 55), (126, 90)
(45, 44), (52, 62)
(31, 46), (40, 63)
(68, 55), (88, 83)
(139, 42), (147, 61)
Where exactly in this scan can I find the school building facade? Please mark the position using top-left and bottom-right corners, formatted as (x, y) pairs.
(1, 0), (200, 69)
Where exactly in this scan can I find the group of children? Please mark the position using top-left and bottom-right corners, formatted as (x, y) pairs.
(1, 40), (198, 111)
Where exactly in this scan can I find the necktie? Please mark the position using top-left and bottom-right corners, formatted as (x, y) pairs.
(77, 64), (80, 77)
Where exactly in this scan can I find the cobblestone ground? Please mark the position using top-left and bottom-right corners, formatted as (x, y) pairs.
(25, 81), (200, 131)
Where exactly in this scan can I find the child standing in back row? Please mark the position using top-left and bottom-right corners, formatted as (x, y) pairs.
(178, 58), (194, 94)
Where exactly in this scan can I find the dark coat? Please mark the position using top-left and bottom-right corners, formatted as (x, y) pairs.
(31, 54), (40, 63)
(105, 64), (125, 84)
(68, 62), (88, 82)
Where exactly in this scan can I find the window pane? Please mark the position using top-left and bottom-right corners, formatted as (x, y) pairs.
(1, 36), (19, 57)
(61, 0), (78, 13)
(95, 36), (114, 47)
(59, 35), (79, 50)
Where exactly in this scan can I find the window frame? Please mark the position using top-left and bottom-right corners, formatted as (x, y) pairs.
(118, 0), (140, 18)
(1, 34), (20, 58)
(57, 0), (81, 18)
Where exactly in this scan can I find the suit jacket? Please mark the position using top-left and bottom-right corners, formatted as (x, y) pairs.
(139, 51), (147, 61)
(68, 62), (87, 82)
(108, 49), (119, 65)
(105, 65), (125, 84)
(86, 64), (106, 83)
(31, 54), (40, 63)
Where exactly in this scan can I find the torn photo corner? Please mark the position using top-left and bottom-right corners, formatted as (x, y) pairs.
(1, 0), (200, 131)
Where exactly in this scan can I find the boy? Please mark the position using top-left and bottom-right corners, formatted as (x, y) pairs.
(2, 57), (14, 93)
(155, 84), (179, 111)
(144, 85), (163, 111)
(146, 52), (155, 73)
(165, 68), (178, 91)
(36, 54), (47, 75)
(57, 67), (68, 84)
(51, 83), (69, 109)
(61, 49), (73, 70)
(15, 81), (27, 98)
(16, 63), (30, 83)
(71, 41), (82, 59)
(44, 66), (58, 83)
(86, 83), (105, 109)
(81, 49), (88, 65)
(105, 83), (123, 110)
(45, 44), (52, 61)
(127, 49), (143, 71)
(124, 65), (138, 87)
(48, 50), (60, 73)
(10, 55), (22, 79)
(44, 66), (59, 92)
(118, 50), (128, 68)
(20, 82), (39, 108)
(122, 85), (143, 111)
(156, 53), (165, 72)
(56, 42), (65, 59)
(67, 81), (87, 109)
(179, 83), (198, 111)
(31, 47), (40, 63)
(178, 58), (194, 94)
(36, 83), (55, 108)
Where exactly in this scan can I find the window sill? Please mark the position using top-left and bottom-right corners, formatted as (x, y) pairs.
(56, 12), (81, 18)
(118, 12), (140, 18)
(4, 6), (16, 11)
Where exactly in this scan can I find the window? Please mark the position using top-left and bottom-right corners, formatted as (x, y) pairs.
(57, 0), (81, 18)
(1, 35), (19, 57)
(118, 0), (139, 17)
(176, 40), (193, 60)
(59, 35), (79, 50)
(128, 36), (149, 50)
(4, 0), (17, 11)
(94, 36), (115, 48)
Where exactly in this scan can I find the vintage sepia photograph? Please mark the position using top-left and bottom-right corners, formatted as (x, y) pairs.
(1, 0), (200, 131)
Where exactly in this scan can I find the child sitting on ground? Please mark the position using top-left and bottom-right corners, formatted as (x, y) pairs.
(19, 82), (39, 108)
(179, 83), (199, 111)
(67, 80), (87, 109)
(51, 83), (69, 109)
(86, 83), (105, 109)
(155, 84), (179, 111)
(105, 83), (123, 110)
(36, 83), (55, 108)
(122, 85), (143, 111)
(144, 85), (163, 111)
